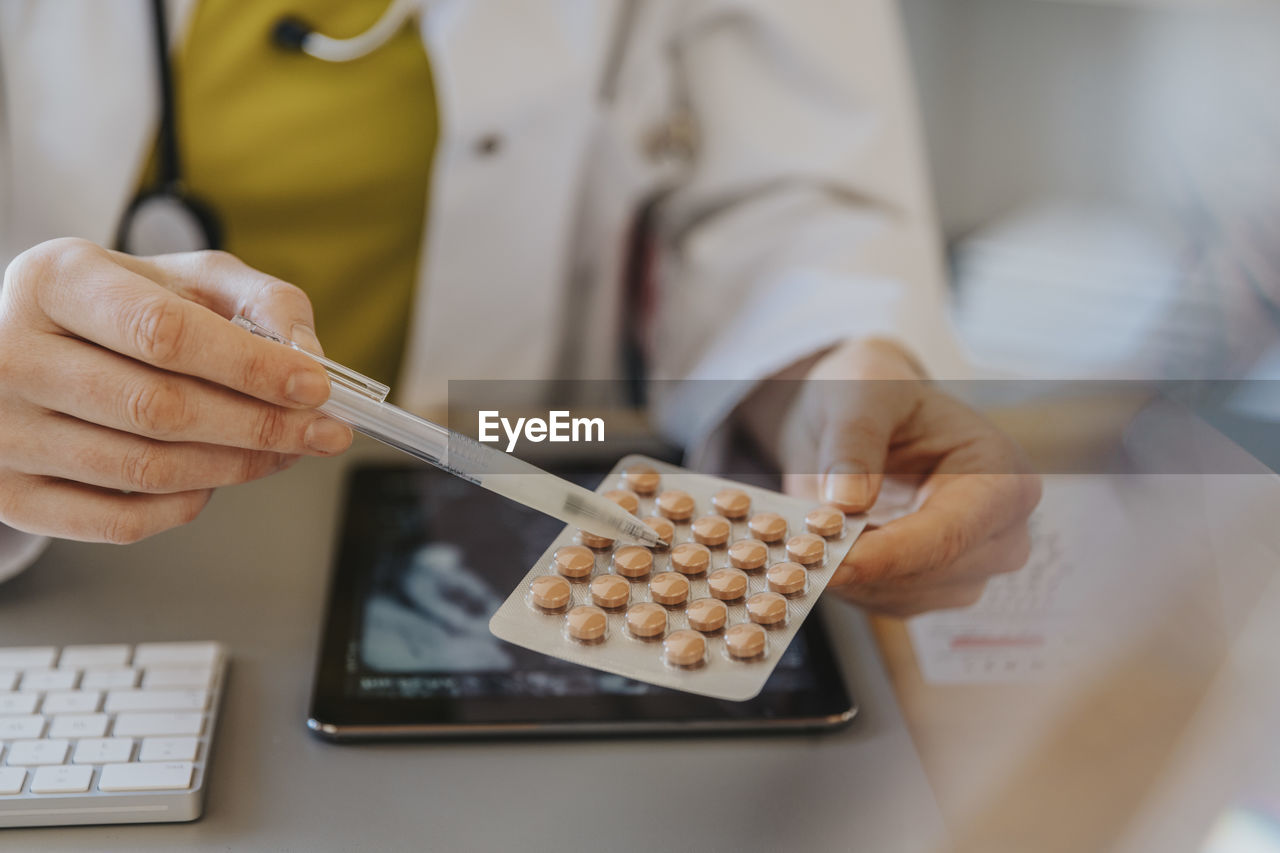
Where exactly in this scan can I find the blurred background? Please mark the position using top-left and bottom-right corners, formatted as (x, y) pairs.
(901, 0), (1278, 385)
(875, 5), (1280, 850)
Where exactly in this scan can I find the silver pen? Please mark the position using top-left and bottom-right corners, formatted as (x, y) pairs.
(233, 316), (664, 548)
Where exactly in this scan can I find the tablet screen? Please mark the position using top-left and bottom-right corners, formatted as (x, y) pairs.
(309, 463), (854, 737)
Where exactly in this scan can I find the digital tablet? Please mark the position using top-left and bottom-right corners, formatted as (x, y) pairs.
(308, 463), (855, 740)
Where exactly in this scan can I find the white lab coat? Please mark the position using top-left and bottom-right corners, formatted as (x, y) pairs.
(0, 0), (961, 578)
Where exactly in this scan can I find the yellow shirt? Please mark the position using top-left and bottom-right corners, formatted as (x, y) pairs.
(171, 0), (437, 386)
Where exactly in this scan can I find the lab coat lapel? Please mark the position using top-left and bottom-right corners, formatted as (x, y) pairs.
(0, 0), (195, 258)
(401, 0), (612, 409)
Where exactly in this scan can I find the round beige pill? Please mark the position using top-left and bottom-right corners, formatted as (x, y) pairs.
(529, 575), (571, 611)
(576, 530), (615, 550)
(623, 464), (661, 495)
(664, 630), (707, 667)
(747, 512), (787, 543)
(725, 623), (768, 660)
(642, 516), (675, 548)
(711, 488), (751, 519)
(746, 591), (788, 625)
(565, 605), (608, 642)
(766, 561), (807, 595)
(728, 538), (769, 571)
(707, 568), (748, 601)
(603, 489), (640, 515)
(691, 515), (731, 547)
(686, 598), (728, 633)
(656, 490), (695, 521)
(649, 572), (689, 606)
(785, 533), (825, 566)
(625, 602), (668, 638)
(590, 574), (630, 609)
(612, 545), (654, 578)
(805, 504), (845, 538)
(670, 542), (712, 575)
(553, 545), (595, 579)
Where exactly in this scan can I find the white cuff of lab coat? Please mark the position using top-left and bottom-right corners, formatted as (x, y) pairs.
(654, 268), (966, 470)
(0, 525), (50, 583)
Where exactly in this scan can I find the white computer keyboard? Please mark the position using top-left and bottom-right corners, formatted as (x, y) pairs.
(0, 641), (226, 828)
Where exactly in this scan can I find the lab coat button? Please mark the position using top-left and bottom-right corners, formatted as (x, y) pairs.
(475, 134), (503, 156)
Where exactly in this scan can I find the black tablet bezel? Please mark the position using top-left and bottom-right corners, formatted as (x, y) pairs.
(308, 463), (856, 740)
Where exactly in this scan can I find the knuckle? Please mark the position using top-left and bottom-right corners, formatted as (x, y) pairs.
(120, 442), (175, 493)
(101, 508), (148, 546)
(238, 451), (279, 483)
(5, 238), (95, 297)
(127, 295), (187, 365)
(192, 249), (236, 271)
(236, 347), (275, 397)
(252, 406), (290, 449)
(932, 521), (973, 568)
(124, 379), (193, 437)
(258, 275), (308, 308)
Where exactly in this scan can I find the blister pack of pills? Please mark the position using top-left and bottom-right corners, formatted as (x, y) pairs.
(489, 456), (866, 701)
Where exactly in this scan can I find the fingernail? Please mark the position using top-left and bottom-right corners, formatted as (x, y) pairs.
(290, 323), (324, 356)
(285, 369), (329, 406)
(824, 462), (870, 510)
(305, 418), (351, 454)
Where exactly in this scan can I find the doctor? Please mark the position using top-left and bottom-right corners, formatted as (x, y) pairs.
(0, 0), (1038, 616)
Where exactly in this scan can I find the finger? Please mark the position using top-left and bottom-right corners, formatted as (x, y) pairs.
(943, 524), (1033, 583)
(2, 408), (299, 494)
(816, 381), (918, 513)
(110, 250), (325, 355)
(12, 332), (351, 454)
(829, 577), (989, 619)
(832, 473), (1041, 587)
(32, 242), (330, 407)
(0, 473), (213, 544)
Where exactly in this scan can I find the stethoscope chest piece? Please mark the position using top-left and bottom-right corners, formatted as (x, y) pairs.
(116, 185), (223, 256)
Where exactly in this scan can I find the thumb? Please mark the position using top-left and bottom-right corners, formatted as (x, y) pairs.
(817, 383), (913, 513)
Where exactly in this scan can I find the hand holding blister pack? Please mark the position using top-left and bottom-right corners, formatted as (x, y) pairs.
(489, 457), (867, 701)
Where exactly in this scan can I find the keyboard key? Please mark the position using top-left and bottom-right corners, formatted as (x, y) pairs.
(112, 712), (203, 737)
(19, 669), (77, 692)
(59, 645), (131, 668)
(105, 689), (209, 713)
(0, 671), (16, 691)
(133, 643), (219, 667)
(41, 690), (102, 715)
(0, 767), (26, 795)
(49, 713), (110, 739)
(0, 648), (56, 669)
(81, 668), (138, 690)
(142, 666), (215, 689)
(0, 693), (39, 715)
(30, 764), (93, 794)
(0, 715), (46, 739)
(139, 737), (199, 762)
(73, 737), (134, 765)
(98, 761), (193, 792)
(6, 738), (68, 766)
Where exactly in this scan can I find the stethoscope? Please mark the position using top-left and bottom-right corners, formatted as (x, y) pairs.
(115, 0), (418, 256)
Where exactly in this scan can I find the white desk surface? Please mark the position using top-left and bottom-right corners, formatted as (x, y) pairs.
(0, 442), (944, 852)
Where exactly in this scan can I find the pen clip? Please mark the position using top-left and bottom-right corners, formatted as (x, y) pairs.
(231, 315), (390, 404)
